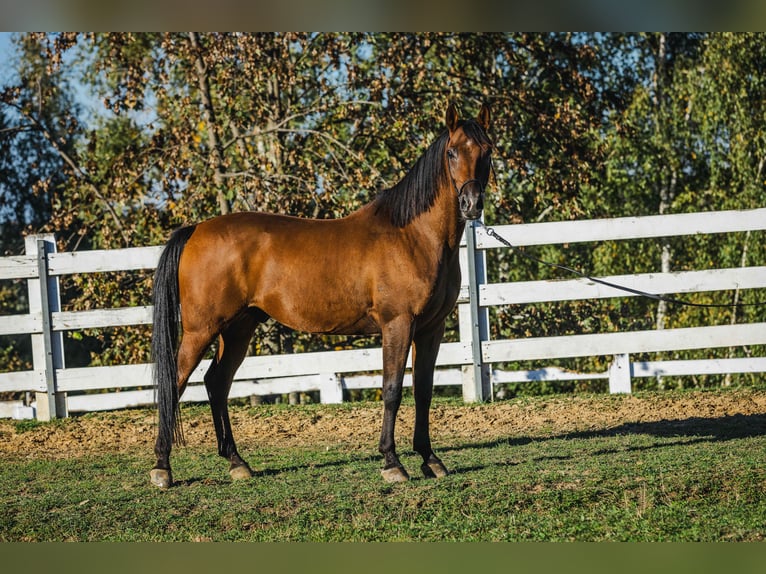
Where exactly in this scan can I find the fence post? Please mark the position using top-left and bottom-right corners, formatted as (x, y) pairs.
(608, 353), (632, 394)
(461, 220), (491, 402)
(25, 235), (67, 420)
(319, 373), (343, 404)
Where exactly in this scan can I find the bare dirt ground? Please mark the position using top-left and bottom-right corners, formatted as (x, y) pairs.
(1, 388), (765, 460)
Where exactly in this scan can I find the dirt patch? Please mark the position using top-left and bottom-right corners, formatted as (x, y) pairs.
(1, 388), (764, 460)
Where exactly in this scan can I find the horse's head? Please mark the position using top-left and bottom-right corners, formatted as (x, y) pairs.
(445, 102), (493, 221)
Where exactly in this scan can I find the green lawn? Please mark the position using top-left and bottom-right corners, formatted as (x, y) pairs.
(1, 393), (764, 541)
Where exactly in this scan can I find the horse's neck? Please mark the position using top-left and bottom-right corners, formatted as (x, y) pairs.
(415, 184), (465, 254)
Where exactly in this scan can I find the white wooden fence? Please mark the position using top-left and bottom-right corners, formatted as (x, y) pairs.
(1, 208), (765, 420)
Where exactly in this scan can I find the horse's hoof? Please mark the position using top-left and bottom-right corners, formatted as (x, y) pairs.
(381, 465), (410, 483)
(150, 468), (173, 489)
(229, 464), (253, 481)
(421, 460), (449, 478)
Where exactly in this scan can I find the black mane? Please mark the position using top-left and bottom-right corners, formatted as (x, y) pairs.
(374, 119), (491, 228)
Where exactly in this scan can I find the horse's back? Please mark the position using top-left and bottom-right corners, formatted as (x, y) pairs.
(178, 209), (386, 334)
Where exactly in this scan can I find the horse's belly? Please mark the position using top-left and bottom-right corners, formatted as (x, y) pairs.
(253, 289), (380, 336)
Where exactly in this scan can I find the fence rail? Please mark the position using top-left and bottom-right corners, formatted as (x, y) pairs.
(2, 208), (765, 419)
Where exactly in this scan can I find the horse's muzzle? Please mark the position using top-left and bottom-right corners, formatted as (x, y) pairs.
(458, 179), (485, 220)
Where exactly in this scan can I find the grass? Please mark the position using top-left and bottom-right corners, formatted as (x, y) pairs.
(0, 393), (764, 541)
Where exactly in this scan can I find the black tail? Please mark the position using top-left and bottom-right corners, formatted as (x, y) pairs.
(152, 225), (196, 452)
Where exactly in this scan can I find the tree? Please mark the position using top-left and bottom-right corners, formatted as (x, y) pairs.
(592, 33), (766, 389)
(0, 33), (81, 382)
(2, 33), (762, 394)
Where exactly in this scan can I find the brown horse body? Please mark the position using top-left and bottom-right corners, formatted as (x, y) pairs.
(150, 103), (492, 487)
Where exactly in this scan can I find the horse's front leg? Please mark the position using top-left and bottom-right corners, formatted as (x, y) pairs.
(378, 315), (415, 483)
(412, 323), (449, 478)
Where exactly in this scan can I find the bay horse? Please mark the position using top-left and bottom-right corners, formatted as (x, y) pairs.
(150, 102), (493, 488)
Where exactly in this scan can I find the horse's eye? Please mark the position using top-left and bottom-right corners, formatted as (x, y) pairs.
(447, 148), (457, 160)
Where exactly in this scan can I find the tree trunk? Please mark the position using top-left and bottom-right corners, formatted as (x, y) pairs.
(655, 169), (677, 335)
(188, 32), (230, 216)
(653, 33), (671, 391)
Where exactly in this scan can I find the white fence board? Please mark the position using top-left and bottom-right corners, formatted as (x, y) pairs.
(489, 357), (766, 384)
(476, 208), (766, 249)
(491, 367), (607, 383)
(65, 378), (324, 413)
(482, 267), (766, 305)
(0, 370), (45, 393)
(0, 401), (25, 418)
(483, 322), (766, 363)
(0, 255), (37, 280)
(632, 357), (766, 378)
(343, 369), (463, 390)
(47, 246), (163, 275)
(55, 363), (154, 392)
(52, 306), (154, 330)
(0, 313), (42, 336)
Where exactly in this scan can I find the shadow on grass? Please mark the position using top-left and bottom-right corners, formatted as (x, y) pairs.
(174, 453), (378, 487)
(443, 412), (766, 475)
(173, 413), (765, 484)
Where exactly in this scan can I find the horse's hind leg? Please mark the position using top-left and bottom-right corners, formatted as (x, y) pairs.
(205, 311), (260, 480)
(151, 329), (212, 488)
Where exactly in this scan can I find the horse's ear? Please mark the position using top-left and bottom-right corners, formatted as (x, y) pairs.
(445, 103), (459, 134)
(477, 103), (491, 132)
